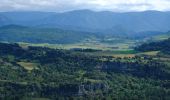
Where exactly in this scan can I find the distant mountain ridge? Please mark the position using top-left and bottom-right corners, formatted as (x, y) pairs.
(0, 10), (170, 35)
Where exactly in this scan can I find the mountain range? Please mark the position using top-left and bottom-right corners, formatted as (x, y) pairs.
(0, 10), (170, 35)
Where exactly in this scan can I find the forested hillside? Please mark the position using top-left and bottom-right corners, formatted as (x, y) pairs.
(0, 25), (96, 44)
(0, 42), (169, 99)
(135, 38), (170, 54)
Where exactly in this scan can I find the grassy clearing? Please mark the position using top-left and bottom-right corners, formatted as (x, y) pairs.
(111, 54), (135, 58)
(138, 51), (159, 56)
(81, 50), (137, 58)
(152, 34), (170, 41)
(84, 78), (102, 83)
(22, 98), (50, 100)
(17, 62), (38, 71)
(86, 50), (160, 58)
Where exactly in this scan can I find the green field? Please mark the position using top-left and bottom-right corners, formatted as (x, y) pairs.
(18, 36), (139, 51)
(17, 62), (38, 71)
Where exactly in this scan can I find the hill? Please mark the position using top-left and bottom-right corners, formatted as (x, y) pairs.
(0, 25), (96, 44)
(135, 38), (170, 55)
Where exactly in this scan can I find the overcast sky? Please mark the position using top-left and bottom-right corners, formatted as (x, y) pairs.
(0, 0), (170, 12)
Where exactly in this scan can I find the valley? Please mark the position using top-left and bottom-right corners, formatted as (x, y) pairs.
(0, 10), (170, 100)
(0, 36), (170, 99)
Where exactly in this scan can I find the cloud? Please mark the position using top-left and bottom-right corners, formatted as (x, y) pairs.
(0, 0), (170, 12)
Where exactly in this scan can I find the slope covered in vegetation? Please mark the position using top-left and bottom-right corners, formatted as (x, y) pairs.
(135, 38), (170, 54)
(0, 42), (169, 99)
(0, 25), (96, 44)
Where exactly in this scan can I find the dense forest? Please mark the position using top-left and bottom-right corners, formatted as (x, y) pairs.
(135, 38), (170, 54)
(0, 25), (98, 44)
(0, 42), (169, 100)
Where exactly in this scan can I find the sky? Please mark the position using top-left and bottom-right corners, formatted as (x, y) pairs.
(0, 0), (170, 12)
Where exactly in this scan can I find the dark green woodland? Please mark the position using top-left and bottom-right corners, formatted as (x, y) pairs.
(0, 41), (169, 100)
